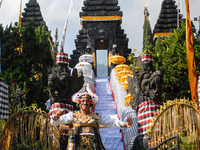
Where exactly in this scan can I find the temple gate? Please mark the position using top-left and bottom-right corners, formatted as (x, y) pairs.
(69, 0), (132, 76)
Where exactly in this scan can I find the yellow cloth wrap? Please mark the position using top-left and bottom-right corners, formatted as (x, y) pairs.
(92, 53), (96, 68)
(81, 16), (121, 22)
(153, 32), (170, 40)
(108, 52), (112, 67)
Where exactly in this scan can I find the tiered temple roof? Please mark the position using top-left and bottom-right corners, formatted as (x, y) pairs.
(80, 0), (122, 16)
(69, 0), (131, 72)
(153, 0), (178, 40)
(21, 0), (48, 30)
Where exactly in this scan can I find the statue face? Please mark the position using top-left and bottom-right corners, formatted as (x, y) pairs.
(149, 72), (163, 100)
(142, 63), (153, 72)
(57, 63), (69, 73)
(140, 69), (163, 100)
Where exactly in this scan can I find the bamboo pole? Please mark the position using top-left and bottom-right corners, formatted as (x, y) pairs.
(60, 0), (75, 53)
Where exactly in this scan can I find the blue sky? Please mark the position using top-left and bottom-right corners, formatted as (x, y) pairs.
(1, 0), (200, 57)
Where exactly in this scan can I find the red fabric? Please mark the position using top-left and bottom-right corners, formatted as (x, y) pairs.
(137, 100), (160, 135)
(141, 53), (153, 64)
(49, 103), (74, 134)
(56, 53), (69, 64)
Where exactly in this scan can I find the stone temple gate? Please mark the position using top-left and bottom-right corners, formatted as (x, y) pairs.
(69, 0), (132, 76)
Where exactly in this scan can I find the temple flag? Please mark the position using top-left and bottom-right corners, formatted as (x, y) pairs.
(15, 0), (23, 54)
(185, 0), (198, 102)
(60, 0), (74, 52)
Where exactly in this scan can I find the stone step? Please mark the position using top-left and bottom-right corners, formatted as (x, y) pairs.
(95, 77), (124, 150)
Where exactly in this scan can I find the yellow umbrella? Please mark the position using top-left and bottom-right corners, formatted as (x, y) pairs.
(124, 93), (133, 106)
(116, 70), (133, 79)
(110, 54), (126, 64)
(123, 80), (129, 90)
(115, 64), (130, 72)
(118, 74), (133, 85)
(121, 74), (133, 82)
(118, 78), (122, 84)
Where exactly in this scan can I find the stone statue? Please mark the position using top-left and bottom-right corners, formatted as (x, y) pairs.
(127, 50), (163, 150)
(48, 63), (70, 104)
(48, 53), (84, 106)
(48, 53), (84, 150)
(128, 50), (163, 111)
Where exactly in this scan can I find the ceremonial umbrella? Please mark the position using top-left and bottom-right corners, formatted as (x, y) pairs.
(110, 54), (126, 64)
(119, 74), (133, 84)
(115, 64), (130, 72)
(116, 70), (133, 79)
(124, 93), (133, 106)
(79, 54), (94, 63)
(118, 74), (132, 85)
(75, 62), (92, 76)
(123, 80), (129, 90)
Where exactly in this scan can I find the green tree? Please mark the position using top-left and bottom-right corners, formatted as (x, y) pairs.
(143, 9), (153, 51)
(0, 20), (54, 110)
(151, 21), (200, 101)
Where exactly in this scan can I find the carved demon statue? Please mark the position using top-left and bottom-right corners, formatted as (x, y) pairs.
(128, 50), (163, 149)
(48, 53), (84, 106)
(48, 53), (84, 150)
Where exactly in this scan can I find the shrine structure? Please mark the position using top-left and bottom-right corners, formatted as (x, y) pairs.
(69, 0), (132, 75)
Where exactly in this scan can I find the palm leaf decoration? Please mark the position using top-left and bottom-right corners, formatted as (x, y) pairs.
(0, 106), (60, 150)
(148, 98), (200, 149)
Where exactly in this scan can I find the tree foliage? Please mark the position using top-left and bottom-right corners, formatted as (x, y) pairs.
(143, 18), (153, 51)
(0, 20), (54, 110)
(151, 21), (200, 101)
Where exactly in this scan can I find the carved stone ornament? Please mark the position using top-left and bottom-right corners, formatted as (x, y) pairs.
(127, 52), (163, 110)
(48, 63), (84, 106)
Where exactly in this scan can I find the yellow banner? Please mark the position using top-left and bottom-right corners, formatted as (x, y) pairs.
(92, 53), (96, 68)
(15, 0), (23, 54)
(185, 0), (198, 102)
(81, 16), (121, 21)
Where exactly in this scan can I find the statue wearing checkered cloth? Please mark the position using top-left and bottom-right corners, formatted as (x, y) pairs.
(127, 50), (163, 149)
(48, 53), (84, 106)
(48, 53), (84, 150)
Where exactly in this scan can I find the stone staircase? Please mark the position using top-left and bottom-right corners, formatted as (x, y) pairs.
(95, 76), (125, 150)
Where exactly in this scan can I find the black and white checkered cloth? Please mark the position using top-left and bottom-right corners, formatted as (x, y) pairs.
(0, 80), (9, 119)
(137, 100), (161, 136)
(141, 53), (154, 64)
(56, 53), (69, 64)
(49, 103), (74, 134)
